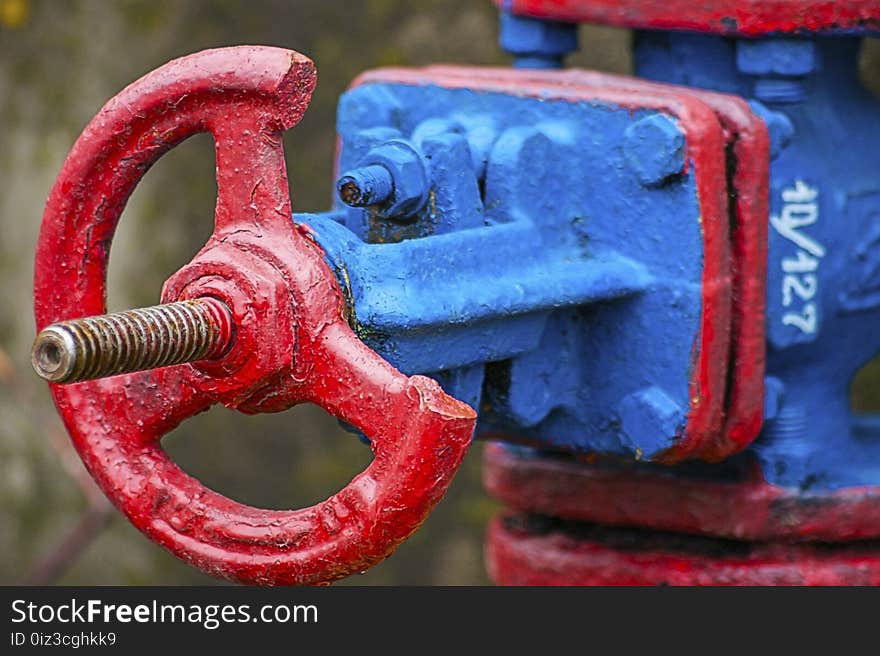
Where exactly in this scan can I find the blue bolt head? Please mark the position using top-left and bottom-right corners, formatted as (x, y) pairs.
(499, 11), (578, 57)
(617, 386), (686, 458)
(623, 114), (686, 187)
(748, 100), (795, 159)
(735, 38), (817, 77)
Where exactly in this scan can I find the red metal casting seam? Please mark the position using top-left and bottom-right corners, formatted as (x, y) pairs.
(34, 46), (476, 586)
(351, 66), (734, 462)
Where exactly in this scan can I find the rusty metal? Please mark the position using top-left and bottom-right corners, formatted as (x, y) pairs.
(337, 165), (394, 207)
(31, 297), (233, 384)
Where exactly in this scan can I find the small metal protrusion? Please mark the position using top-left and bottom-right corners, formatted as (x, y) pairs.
(622, 114), (686, 187)
(499, 10), (579, 70)
(32, 297), (234, 384)
(32, 325), (79, 383)
(337, 164), (395, 207)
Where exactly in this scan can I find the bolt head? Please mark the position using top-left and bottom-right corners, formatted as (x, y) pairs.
(360, 139), (429, 219)
(735, 38), (816, 77)
(749, 100), (795, 159)
(499, 11), (578, 57)
(623, 114), (686, 187)
(617, 386), (686, 458)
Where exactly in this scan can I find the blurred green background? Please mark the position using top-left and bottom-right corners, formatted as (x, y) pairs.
(0, 0), (877, 585)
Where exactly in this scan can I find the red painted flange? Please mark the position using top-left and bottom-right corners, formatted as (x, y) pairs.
(34, 46), (476, 585)
(496, 0), (880, 35)
(484, 443), (880, 542)
(487, 515), (880, 585)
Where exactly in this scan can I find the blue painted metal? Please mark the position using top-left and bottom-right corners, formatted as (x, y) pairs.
(296, 78), (718, 461)
(634, 32), (880, 489)
(621, 114), (686, 186)
(336, 164), (395, 208)
(499, 9), (579, 69)
(735, 39), (818, 104)
(295, 11), (880, 493)
(337, 139), (430, 218)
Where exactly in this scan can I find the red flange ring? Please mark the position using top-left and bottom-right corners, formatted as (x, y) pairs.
(33, 46), (476, 585)
(496, 0), (880, 36)
(487, 516), (880, 585)
(483, 443), (880, 542)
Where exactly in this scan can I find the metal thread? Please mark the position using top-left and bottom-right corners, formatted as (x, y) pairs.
(32, 298), (233, 384)
(337, 164), (394, 207)
(753, 77), (808, 104)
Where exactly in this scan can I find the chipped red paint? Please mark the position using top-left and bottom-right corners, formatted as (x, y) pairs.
(487, 515), (880, 585)
(495, 0), (880, 35)
(483, 443), (880, 542)
(688, 89), (768, 454)
(34, 46), (476, 586)
(354, 66), (736, 461)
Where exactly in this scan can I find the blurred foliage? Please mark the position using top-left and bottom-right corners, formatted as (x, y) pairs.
(0, 0), (876, 585)
(0, 0), (29, 29)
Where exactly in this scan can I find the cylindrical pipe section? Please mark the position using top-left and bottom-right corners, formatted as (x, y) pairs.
(31, 297), (234, 384)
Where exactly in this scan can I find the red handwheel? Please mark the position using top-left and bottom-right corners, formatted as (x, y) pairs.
(32, 46), (476, 585)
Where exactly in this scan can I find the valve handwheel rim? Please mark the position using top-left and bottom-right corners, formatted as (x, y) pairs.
(33, 46), (476, 585)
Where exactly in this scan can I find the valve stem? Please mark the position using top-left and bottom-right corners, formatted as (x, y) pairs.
(32, 298), (234, 384)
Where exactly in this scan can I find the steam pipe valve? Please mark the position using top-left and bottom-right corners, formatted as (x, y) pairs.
(32, 46), (475, 586)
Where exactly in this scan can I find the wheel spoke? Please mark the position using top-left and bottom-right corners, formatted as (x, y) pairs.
(53, 368), (213, 450)
(210, 117), (294, 239)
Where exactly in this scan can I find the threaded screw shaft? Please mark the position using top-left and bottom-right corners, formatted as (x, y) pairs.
(337, 164), (394, 207)
(32, 298), (234, 384)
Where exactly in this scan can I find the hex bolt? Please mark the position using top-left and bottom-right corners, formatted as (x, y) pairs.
(735, 38), (815, 105)
(622, 114), (686, 187)
(499, 11), (579, 69)
(617, 386), (686, 458)
(31, 297), (234, 384)
(336, 139), (430, 219)
(337, 164), (395, 207)
(748, 100), (795, 160)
